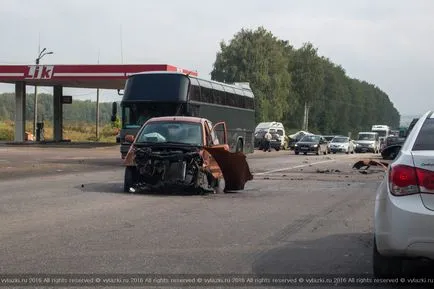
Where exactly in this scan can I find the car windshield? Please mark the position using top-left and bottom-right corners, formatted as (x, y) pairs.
(301, 135), (320, 142)
(358, 134), (376, 141)
(136, 121), (203, 146)
(332, 137), (348, 143)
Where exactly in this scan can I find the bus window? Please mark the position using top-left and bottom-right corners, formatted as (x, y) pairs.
(212, 89), (222, 105)
(189, 84), (201, 101)
(245, 97), (254, 110)
(233, 88), (244, 108)
(201, 87), (213, 103)
(211, 83), (225, 105)
(224, 92), (233, 107)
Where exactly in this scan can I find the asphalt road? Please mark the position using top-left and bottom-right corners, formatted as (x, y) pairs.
(0, 147), (429, 288)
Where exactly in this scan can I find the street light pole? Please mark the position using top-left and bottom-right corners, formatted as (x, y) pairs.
(33, 48), (53, 138)
(33, 57), (40, 137)
(96, 50), (100, 140)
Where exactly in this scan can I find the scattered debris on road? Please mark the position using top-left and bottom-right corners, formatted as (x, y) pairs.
(316, 168), (341, 174)
(352, 159), (389, 174)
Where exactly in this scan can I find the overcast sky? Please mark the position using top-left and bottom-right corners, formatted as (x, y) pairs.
(0, 0), (432, 116)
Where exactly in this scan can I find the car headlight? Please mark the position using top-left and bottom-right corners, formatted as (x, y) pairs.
(294, 144), (298, 147)
(313, 144), (318, 147)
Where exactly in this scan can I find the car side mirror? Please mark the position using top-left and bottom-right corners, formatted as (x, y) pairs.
(125, 134), (135, 143)
(111, 102), (118, 122)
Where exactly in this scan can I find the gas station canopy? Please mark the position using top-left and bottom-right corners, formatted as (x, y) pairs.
(0, 63), (198, 142)
(0, 64), (198, 89)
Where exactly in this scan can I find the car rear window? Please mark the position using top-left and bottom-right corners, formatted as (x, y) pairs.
(413, 118), (434, 150)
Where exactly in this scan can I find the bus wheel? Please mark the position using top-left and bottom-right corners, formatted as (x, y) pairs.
(235, 139), (244, 153)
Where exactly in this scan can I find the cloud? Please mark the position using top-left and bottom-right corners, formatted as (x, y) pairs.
(0, 0), (433, 115)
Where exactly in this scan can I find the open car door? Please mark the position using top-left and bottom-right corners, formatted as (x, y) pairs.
(204, 121), (253, 191)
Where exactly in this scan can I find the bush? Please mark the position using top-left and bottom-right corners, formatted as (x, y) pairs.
(0, 122), (14, 140)
(101, 125), (118, 137)
(111, 116), (121, 129)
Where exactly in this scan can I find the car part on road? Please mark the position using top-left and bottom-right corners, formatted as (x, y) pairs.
(204, 147), (253, 191)
(352, 159), (389, 173)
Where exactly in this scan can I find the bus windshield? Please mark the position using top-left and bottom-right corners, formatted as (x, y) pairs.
(122, 103), (184, 129)
(123, 73), (190, 102)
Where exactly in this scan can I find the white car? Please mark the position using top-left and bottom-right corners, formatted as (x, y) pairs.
(328, 136), (355, 154)
(374, 111), (434, 277)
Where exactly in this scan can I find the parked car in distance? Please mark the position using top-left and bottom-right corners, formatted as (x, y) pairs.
(323, 135), (337, 142)
(373, 111), (434, 277)
(354, 132), (380, 153)
(294, 135), (328, 155)
(323, 135), (338, 153)
(287, 130), (313, 150)
(254, 122), (287, 151)
(328, 136), (355, 154)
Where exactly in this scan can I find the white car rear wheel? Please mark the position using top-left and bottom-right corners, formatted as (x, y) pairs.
(373, 237), (403, 278)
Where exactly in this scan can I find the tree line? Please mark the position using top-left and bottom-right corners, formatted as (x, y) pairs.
(211, 27), (400, 134)
(0, 27), (400, 135)
(0, 93), (114, 125)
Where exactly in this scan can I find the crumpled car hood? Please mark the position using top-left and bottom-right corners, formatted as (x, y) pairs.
(204, 147), (253, 191)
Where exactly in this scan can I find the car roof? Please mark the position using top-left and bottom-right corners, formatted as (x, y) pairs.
(146, 116), (205, 124)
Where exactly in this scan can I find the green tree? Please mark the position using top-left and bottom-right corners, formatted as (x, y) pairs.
(290, 42), (325, 131)
(211, 27), (294, 123)
(210, 27), (401, 132)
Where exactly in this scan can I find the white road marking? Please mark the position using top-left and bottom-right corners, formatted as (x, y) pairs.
(254, 160), (335, 176)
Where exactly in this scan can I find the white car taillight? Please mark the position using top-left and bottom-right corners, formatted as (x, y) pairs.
(388, 164), (434, 196)
(389, 164), (419, 196)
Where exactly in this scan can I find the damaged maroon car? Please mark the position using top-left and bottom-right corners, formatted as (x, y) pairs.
(123, 116), (253, 194)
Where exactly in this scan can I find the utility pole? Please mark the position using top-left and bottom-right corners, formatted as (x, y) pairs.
(34, 35), (40, 137)
(302, 102), (307, 131)
(34, 57), (39, 137)
(96, 50), (100, 140)
(33, 45), (53, 137)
